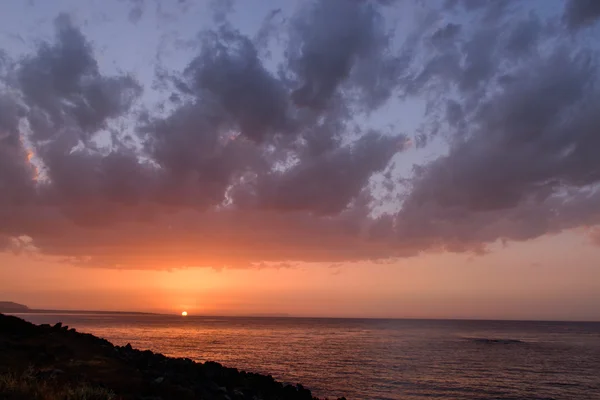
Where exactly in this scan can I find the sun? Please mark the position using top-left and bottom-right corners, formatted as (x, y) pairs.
(181, 311), (188, 316)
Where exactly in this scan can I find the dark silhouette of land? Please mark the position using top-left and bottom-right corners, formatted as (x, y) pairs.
(0, 302), (295, 318)
(0, 301), (156, 316)
(0, 302), (30, 313)
(0, 313), (344, 400)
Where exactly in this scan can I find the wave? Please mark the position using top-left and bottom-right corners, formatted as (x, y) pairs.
(466, 337), (525, 345)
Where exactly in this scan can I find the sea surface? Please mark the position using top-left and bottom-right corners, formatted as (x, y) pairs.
(17, 314), (600, 400)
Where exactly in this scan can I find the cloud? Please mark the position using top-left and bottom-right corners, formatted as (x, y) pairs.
(395, 1), (600, 251)
(407, 49), (597, 209)
(184, 25), (291, 143)
(2, 1), (600, 269)
(18, 14), (141, 141)
(286, 0), (401, 111)
(563, 0), (600, 31)
(590, 227), (600, 246)
(128, 0), (144, 24)
(257, 132), (404, 214)
(20, 209), (409, 269)
(122, 0), (195, 25)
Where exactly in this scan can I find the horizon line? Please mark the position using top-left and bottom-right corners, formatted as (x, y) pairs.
(4, 308), (600, 324)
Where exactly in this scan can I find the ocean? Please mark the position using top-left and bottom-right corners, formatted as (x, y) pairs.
(17, 314), (600, 400)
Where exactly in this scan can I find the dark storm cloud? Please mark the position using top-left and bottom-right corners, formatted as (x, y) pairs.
(407, 49), (597, 210)
(254, 8), (283, 54)
(258, 132), (403, 215)
(409, 0), (541, 94)
(0, 95), (21, 137)
(141, 99), (269, 210)
(210, 0), (235, 24)
(2, 0), (600, 268)
(122, 0), (195, 25)
(140, 0), (407, 216)
(397, 7), (600, 251)
(0, 91), (34, 207)
(184, 26), (291, 143)
(2, 13), (147, 230)
(563, 0), (600, 31)
(431, 23), (461, 44)
(286, 0), (399, 111)
(0, 137), (36, 206)
(445, 0), (514, 21)
(504, 13), (542, 57)
(395, 187), (600, 254)
(18, 14), (141, 141)
(445, 100), (463, 128)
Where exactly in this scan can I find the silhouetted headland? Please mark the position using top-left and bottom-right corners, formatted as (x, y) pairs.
(0, 301), (157, 316)
(0, 314), (345, 400)
(0, 302), (30, 313)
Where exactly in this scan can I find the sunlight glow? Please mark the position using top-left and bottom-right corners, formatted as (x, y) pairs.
(25, 149), (40, 181)
(181, 311), (188, 316)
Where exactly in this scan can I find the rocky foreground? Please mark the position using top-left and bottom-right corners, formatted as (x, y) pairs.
(0, 314), (345, 400)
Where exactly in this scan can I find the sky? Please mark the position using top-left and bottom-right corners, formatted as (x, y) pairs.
(1, 0), (600, 320)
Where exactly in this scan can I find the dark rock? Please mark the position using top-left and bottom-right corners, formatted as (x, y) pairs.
(53, 322), (62, 329)
(52, 344), (74, 359)
(218, 385), (228, 393)
(35, 368), (65, 380)
(170, 384), (195, 400)
(36, 351), (56, 363)
(0, 314), (40, 336)
(0, 313), (332, 400)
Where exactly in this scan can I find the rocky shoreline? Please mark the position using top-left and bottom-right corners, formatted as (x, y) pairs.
(0, 314), (346, 400)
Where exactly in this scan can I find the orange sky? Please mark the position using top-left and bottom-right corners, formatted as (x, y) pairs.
(3, 231), (600, 321)
(2, 0), (600, 323)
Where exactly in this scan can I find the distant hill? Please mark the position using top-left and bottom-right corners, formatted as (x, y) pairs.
(0, 302), (157, 315)
(0, 302), (30, 312)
